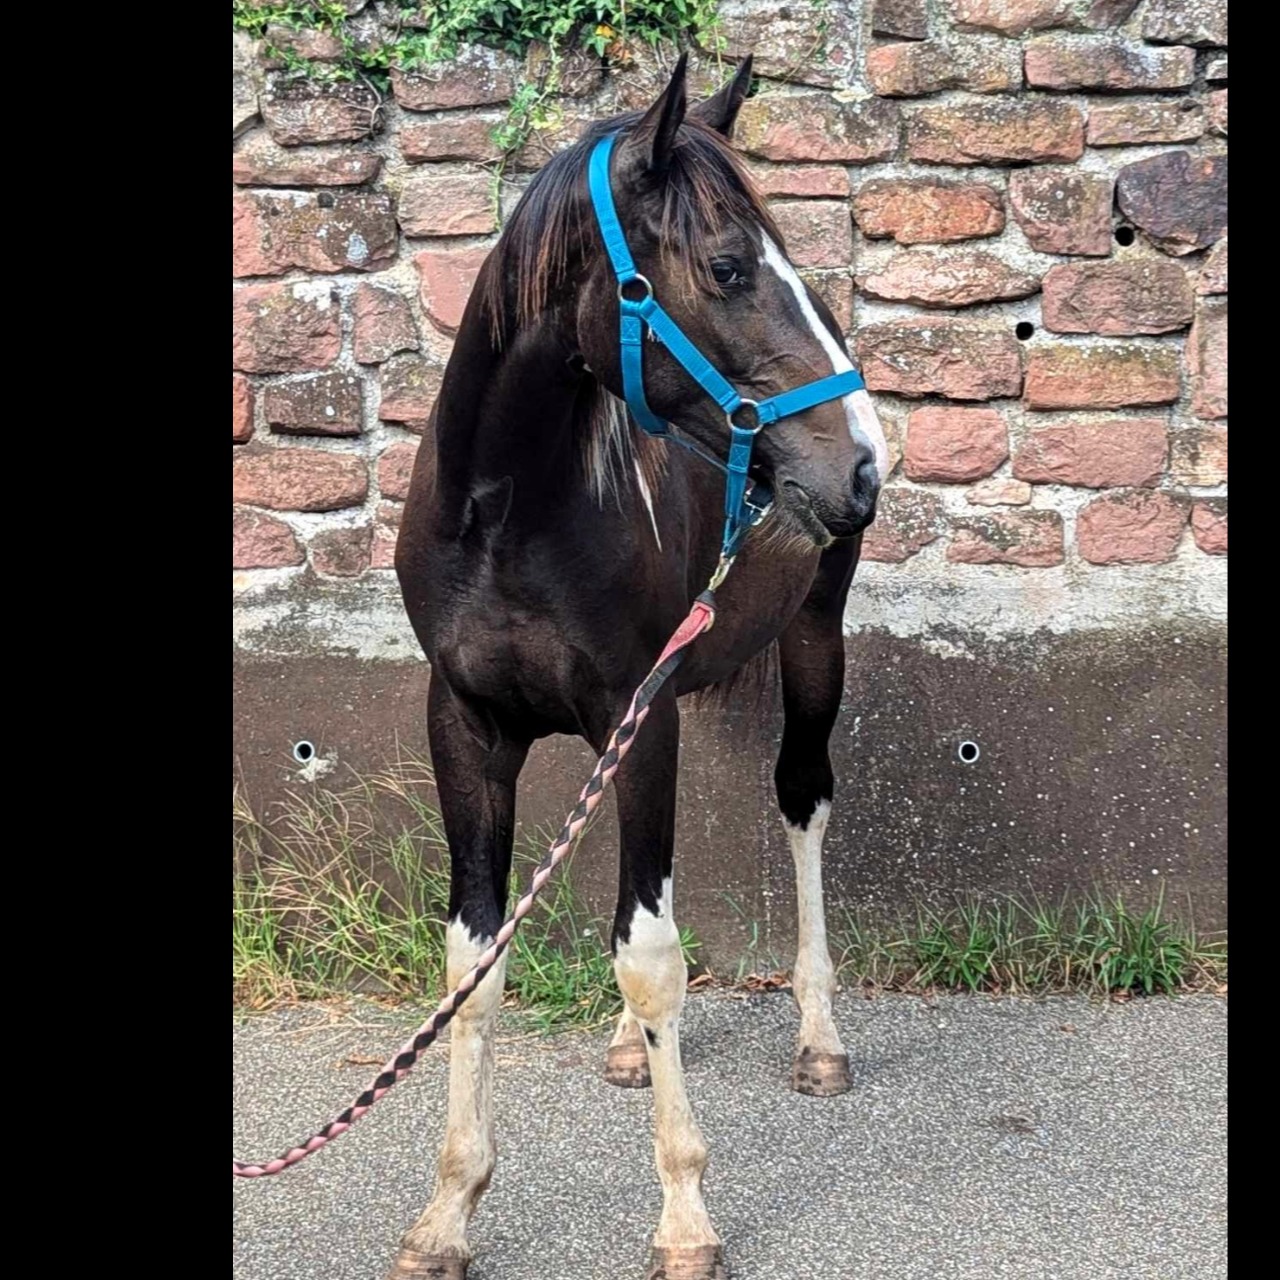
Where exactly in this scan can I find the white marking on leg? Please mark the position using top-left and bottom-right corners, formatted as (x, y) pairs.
(402, 918), (508, 1262)
(634, 457), (663, 550)
(760, 235), (890, 481)
(614, 878), (719, 1252)
(784, 800), (846, 1057)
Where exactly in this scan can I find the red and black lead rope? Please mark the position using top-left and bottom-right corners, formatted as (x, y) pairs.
(233, 590), (718, 1179)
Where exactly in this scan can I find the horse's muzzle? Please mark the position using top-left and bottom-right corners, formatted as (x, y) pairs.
(779, 451), (880, 545)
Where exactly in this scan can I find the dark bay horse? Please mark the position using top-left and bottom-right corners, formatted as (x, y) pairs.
(392, 54), (887, 1280)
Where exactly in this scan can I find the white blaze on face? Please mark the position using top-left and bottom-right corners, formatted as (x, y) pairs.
(759, 235), (890, 482)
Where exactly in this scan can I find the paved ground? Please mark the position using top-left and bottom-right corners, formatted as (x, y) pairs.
(234, 991), (1226, 1280)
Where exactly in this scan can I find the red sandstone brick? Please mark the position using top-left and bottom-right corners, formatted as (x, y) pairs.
(233, 374), (253, 443)
(414, 245), (490, 335)
(854, 178), (1004, 245)
(1190, 499), (1227, 555)
(232, 448), (368, 512)
(1041, 260), (1194, 336)
(748, 165), (850, 199)
(1013, 418), (1168, 488)
(948, 511), (1065, 566)
(378, 355), (444, 429)
(1086, 100), (1205, 147)
(233, 283), (340, 374)
(860, 489), (945, 562)
(1197, 238), (1227, 296)
(310, 525), (372, 577)
(1024, 345), (1180, 411)
(1009, 168), (1113, 257)
(856, 320), (1023, 400)
(398, 172), (497, 237)
(377, 442), (420, 502)
(389, 48), (520, 110)
(1188, 298), (1227, 420)
(261, 77), (378, 146)
(947, 0), (1075, 35)
(966, 477), (1033, 506)
(856, 249), (1038, 308)
(1025, 36), (1195, 91)
(1142, 0), (1228, 46)
(233, 508), (303, 569)
(771, 201), (852, 268)
(906, 99), (1084, 165)
(873, 0), (929, 39)
(371, 501), (402, 569)
(353, 285), (419, 365)
(738, 94), (900, 164)
(263, 374), (364, 437)
(1076, 489), (1188, 564)
(401, 115), (504, 163)
(905, 407), (1008, 481)
(233, 134), (382, 186)
(867, 38), (1022, 97)
(1170, 425), (1227, 486)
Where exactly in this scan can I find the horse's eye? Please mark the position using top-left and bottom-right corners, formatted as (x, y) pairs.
(710, 260), (744, 288)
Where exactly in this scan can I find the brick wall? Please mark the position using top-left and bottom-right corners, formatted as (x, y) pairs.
(233, 0), (1226, 650)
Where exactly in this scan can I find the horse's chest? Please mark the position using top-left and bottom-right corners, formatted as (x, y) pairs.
(677, 540), (822, 691)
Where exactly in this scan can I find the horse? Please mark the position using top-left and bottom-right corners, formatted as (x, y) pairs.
(391, 52), (888, 1280)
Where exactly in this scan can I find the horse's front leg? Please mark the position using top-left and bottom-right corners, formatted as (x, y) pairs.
(775, 542), (860, 1097)
(611, 686), (724, 1280)
(386, 680), (529, 1280)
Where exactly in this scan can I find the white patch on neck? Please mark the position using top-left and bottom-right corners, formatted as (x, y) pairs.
(634, 458), (662, 550)
(759, 235), (890, 481)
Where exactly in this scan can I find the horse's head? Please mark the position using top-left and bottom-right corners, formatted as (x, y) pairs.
(575, 55), (886, 546)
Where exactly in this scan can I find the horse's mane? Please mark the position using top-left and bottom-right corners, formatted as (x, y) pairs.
(482, 112), (781, 342)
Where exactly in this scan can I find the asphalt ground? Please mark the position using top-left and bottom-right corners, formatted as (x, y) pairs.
(234, 990), (1226, 1280)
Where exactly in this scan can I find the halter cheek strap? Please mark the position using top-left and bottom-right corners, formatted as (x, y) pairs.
(587, 132), (865, 561)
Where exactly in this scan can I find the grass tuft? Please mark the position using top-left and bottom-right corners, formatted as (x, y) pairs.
(833, 893), (1225, 997)
(233, 755), (698, 1028)
(235, 757), (1224, 1022)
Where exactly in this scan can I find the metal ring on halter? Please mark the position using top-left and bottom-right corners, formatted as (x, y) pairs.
(726, 399), (763, 435)
(617, 274), (654, 303)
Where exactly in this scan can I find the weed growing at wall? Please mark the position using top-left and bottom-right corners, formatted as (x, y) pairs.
(233, 2), (721, 90)
(233, 756), (700, 1027)
(234, 2), (722, 174)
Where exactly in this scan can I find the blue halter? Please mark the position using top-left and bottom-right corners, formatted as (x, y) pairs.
(587, 132), (866, 561)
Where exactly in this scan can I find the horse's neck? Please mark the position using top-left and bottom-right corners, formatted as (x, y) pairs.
(434, 309), (587, 525)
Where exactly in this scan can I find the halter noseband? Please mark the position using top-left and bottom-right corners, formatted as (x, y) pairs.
(587, 131), (866, 562)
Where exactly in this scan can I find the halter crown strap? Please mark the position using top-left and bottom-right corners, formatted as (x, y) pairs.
(587, 131), (866, 560)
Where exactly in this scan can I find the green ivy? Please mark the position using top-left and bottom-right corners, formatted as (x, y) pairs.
(232, 2), (722, 82)
(233, 2), (723, 162)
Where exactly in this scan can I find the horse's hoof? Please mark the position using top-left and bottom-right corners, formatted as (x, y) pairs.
(604, 1040), (652, 1088)
(791, 1049), (852, 1097)
(384, 1247), (467, 1280)
(646, 1244), (727, 1280)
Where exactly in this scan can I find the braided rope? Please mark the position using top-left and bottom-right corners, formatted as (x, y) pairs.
(234, 592), (718, 1178)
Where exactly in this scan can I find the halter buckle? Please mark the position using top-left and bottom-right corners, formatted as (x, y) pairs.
(726, 399), (763, 435)
(617, 274), (654, 304)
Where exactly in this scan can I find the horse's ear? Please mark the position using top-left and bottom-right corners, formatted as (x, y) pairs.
(689, 55), (753, 139)
(628, 51), (688, 173)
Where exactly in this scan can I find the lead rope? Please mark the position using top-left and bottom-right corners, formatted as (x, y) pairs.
(234, 584), (724, 1178)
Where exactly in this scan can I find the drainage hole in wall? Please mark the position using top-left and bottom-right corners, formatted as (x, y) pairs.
(1115, 226), (1136, 246)
(293, 740), (316, 763)
(1015, 321), (1035, 341)
(958, 741), (980, 764)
